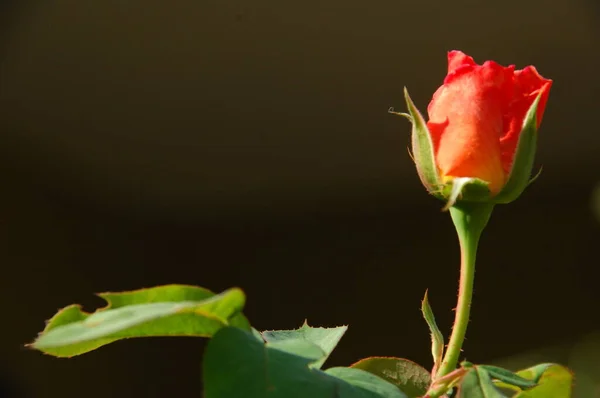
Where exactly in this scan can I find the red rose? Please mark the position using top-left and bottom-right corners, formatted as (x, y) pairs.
(401, 51), (552, 206)
(426, 51), (552, 194)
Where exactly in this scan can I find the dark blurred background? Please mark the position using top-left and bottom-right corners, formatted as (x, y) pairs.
(0, 1), (599, 397)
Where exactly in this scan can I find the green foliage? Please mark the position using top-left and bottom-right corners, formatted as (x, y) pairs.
(203, 326), (407, 398)
(453, 362), (573, 398)
(421, 290), (444, 374)
(351, 357), (430, 397)
(28, 285), (575, 398)
(513, 364), (573, 398)
(479, 365), (536, 390)
(457, 365), (507, 398)
(30, 285), (248, 357)
(262, 322), (348, 369)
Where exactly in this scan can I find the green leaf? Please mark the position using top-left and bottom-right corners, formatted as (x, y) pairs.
(421, 290), (444, 374)
(30, 285), (249, 357)
(262, 322), (348, 369)
(351, 357), (430, 397)
(513, 364), (573, 398)
(203, 327), (407, 398)
(326, 367), (408, 398)
(478, 365), (536, 390)
(457, 367), (508, 398)
(403, 87), (441, 197)
(479, 365), (535, 391)
(493, 93), (541, 204)
(268, 338), (327, 361)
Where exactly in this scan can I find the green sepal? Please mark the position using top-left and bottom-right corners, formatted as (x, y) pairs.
(441, 177), (492, 211)
(421, 290), (444, 374)
(403, 88), (442, 198)
(493, 93), (542, 204)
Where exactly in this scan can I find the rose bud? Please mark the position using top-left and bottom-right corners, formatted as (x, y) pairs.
(400, 51), (552, 208)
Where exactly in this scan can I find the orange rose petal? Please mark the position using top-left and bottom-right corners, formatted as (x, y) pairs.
(426, 51), (551, 194)
(500, 67), (553, 173)
(428, 55), (513, 193)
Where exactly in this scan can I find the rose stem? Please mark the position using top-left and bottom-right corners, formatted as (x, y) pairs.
(435, 202), (494, 380)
